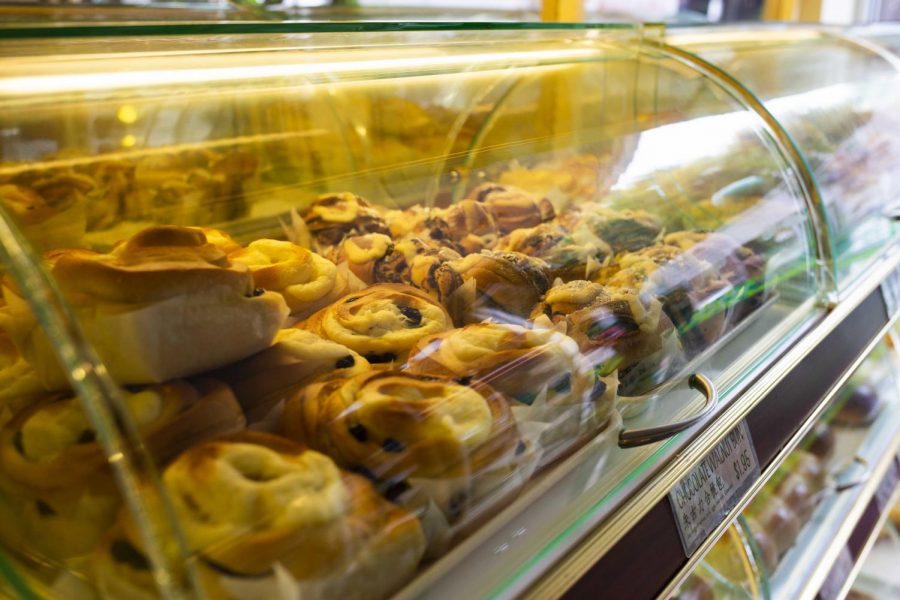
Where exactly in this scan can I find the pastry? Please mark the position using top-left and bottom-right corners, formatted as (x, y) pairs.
(532, 280), (683, 393)
(301, 193), (389, 250)
(568, 205), (662, 253)
(296, 284), (452, 365)
(0, 326), (44, 427)
(743, 517), (779, 573)
(2, 225), (289, 388)
(450, 250), (550, 324)
(465, 183), (555, 233)
(803, 422), (835, 463)
(833, 383), (882, 427)
(95, 431), (425, 600)
(330, 233), (399, 285)
(0, 379), (243, 561)
(0, 181), (87, 251)
(213, 329), (369, 423)
(280, 371), (525, 533)
(406, 322), (614, 461)
(401, 239), (464, 303)
(496, 222), (612, 281)
(230, 238), (353, 321)
(423, 200), (500, 254)
(747, 495), (800, 557)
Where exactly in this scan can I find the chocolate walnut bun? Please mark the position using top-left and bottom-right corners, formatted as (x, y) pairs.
(562, 205), (663, 254)
(496, 222), (613, 282)
(302, 192), (390, 250)
(422, 200), (501, 254)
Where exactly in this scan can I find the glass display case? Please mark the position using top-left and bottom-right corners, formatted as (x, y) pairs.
(0, 20), (898, 600)
(667, 26), (900, 299)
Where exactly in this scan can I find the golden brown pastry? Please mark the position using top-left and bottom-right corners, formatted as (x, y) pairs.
(0, 326), (44, 427)
(496, 222), (612, 281)
(449, 250), (550, 324)
(401, 239), (464, 303)
(424, 200), (500, 254)
(213, 329), (370, 423)
(296, 284), (452, 364)
(230, 238), (353, 321)
(2, 225), (289, 388)
(532, 280), (682, 392)
(0, 380), (244, 561)
(466, 183), (555, 233)
(330, 233), (398, 285)
(95, 431), (426, 600)
(301, 192), (389, 250)
(0, 181), (87, 251)
(406, 322), (614, 461)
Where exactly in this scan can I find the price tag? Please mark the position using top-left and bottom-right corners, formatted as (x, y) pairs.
(818, 546), (854, 600)
(881, 263), (900, 319)
(669, 421), (760, 556)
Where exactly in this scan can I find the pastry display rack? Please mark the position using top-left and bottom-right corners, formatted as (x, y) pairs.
(0, 20), (895, 600)
(667, 328), (900, 600)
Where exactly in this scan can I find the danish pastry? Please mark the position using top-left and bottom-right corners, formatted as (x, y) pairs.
(450, 250), (550, 324)
(466, 183), (555, 233)
(296, 284), (452, 364)
(2, 225), (288, 388)
(230, 238), (352, 320)
(570, 205), (663, 253)
(301, 192), (389, 250)
(99, 432), (425, 600)
(0, 379), (243, 561)
(496, 222), (612, 281)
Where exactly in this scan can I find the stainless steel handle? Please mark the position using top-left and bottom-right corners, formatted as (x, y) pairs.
(834, 455), (871, 493)
(618, 373), (718, 449)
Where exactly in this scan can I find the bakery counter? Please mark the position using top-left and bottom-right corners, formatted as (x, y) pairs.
(0, 21), (898, 600)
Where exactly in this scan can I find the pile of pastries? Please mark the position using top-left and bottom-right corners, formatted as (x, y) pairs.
(0, 178), (768, 598)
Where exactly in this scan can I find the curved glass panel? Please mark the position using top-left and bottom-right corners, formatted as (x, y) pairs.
(669, 26), (900, 296)
(0, 24), (819, 599)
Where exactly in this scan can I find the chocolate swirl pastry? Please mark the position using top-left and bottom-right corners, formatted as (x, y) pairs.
(231, 238), (352, 321)
(466, 183), (555, 233)
(2, 225), (288, 388)
(424, 200), (500, 254)
(0, 380), (243, 561)
(532, 280), (680, 385)
(496, 222), (613, 281)
(296, 284), (452, 364)
(214, 329), (370, 423)
(302, 192), (389, 249)
(95, 432), (425, 600)
(281, 370), (519, 482)
(331, 233), (399, 285)
(400, 239), (464, 303)
(450, 250), (550, 324)
(569, 205), (663, 253)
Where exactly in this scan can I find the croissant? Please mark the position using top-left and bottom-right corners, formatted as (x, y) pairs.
(466, 183), (555, 233)
(296, 284), (452, 364)
(302, 192), (389, 250)
(95, 432), (426, 600)
(450, 250), (550, 324)
(0, 380), (243, 561)
(213, 329), (370, 423)
(496, 222), (612, 281)
(230, 238), (351, 320)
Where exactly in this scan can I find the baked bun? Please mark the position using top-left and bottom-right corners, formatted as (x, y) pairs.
(406, 322), (614, 462)
(532, 280), (682, 393)
(330, 233), (398, 285)
(424, 200), (500, 254)
(3, 225), (288, 388)
(749, 495), (800, 557)
(100, 431), (425, 600)
(213, 329), (370, 423)
(466, 183), (555, 233)
(296, 284), (452, 364)
(496, 222), (612, 281)
(834, 384), (882, 427)
(0, 380), (243, 560)
(0, 180), (87, 251)
(302, 192), (389, 250)
(450, 250), (550, 324)
(230, 238), (352, 320)
(568, 205), (662, 253)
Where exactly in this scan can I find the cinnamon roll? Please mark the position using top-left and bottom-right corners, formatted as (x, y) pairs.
(301, 193), (389, 250)
(296, 284), (452, 364)
(449, 251), (550, 324)
(2, 225), (288, 388)
(96, 431), (425, 600)
(230, 238), (352, 321)
(0, 380), (243, 561)
(466, 183), (555, 233)
(213, 329), (370, 423)
(496, 222), (612, 281)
